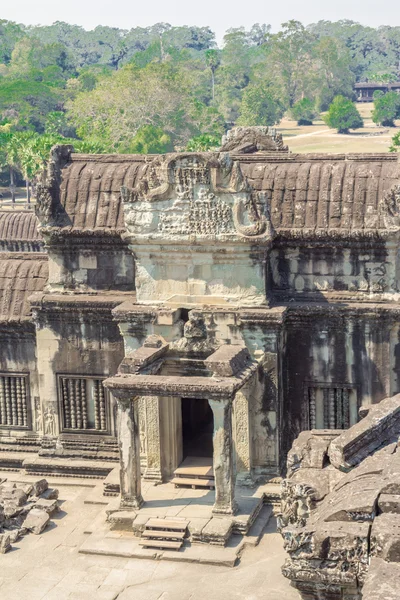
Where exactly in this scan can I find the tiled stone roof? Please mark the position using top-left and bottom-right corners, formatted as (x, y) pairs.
(0, 211), (43, 250)
(240, 154), (400, 234)
(0, 257), (48, 322)
(58, 154), (145, 231)
(48, 150), (400, 238)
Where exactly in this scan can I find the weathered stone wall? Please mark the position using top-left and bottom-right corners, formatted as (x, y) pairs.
(34, 314), (124, 441)
(0, 330), (39, 438)
(281, 309), (398, 460)
(270, 240), (398, 301)
(47, 245), (134, 292)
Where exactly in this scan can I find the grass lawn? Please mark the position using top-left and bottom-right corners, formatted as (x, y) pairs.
(277, 103), (399, 154)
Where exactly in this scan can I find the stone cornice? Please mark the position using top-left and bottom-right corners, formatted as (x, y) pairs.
(104, 362), (258, 401)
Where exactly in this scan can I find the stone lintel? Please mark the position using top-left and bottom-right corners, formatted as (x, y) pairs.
(205, 345), (251, 377)
(104, 364), (258, 401)
(112, 301), (156, 324)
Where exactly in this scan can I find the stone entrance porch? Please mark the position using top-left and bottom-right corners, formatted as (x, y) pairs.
(104, 339), (259, 518)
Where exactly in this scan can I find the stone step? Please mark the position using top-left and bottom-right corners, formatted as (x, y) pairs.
(174, 456), (214, 480)
(142, 530), (186, 540)
(171, 477), (215, 489)
(23, 456), (116, 479)
(139, 539), (183, 550)
(145, 518), (189, 531)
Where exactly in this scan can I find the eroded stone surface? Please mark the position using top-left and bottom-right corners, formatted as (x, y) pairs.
(0, 478), (59, 551)
(280, 394), (400, 599)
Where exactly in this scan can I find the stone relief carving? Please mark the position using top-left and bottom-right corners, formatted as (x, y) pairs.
(34, 397), (43, 434)
(44, 406), (56, 437)
(121, 153), (272, 242)
(381, 184), (400, 229)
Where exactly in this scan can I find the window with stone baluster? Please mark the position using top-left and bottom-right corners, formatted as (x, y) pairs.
(0, 373), (30, 429)
(58, 375), (109, 434)
(306, 384), (359, 430)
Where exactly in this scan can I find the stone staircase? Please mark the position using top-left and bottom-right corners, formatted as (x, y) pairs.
(171, 456), (215, 490)
(139, 518), (189, 551)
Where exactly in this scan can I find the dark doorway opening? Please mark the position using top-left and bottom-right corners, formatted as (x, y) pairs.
(181, 398), (213, 459)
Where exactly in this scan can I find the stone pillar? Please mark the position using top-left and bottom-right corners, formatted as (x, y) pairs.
(209, 398), (237, 515)
(116, 396), (143, 509)
(143, 396), (163, 483)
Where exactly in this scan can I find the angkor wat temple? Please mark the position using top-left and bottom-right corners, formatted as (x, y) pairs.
(1, 127), (400, 520)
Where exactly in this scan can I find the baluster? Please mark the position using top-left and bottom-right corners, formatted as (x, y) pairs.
(343, 388), (350, 429)
(329, 389), (336, 429)
(16, 377), (23, 426)
(81, 379), (87, 430)
(62, 378), (71, 429)
(21, 377), (27, 427)
(75, 379), (82, 430)
(69, 378), (76, 429)
(94, 380), (100, 431)
(98, 380), (106, 431)
(5, 377), (11, 425)
(10, 377), (17, 426)
(309, 388), (316, 429)
(323, 388), (330, 429)
(0, 377), (5, 425)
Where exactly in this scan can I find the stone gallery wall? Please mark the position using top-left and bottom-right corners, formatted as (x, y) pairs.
(0, 129), (399, 478)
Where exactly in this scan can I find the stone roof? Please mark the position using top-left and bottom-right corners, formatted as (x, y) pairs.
(57, 154), (145, 232)
(0, 257), (48, 322)
(0, 211), (43, 251)
(240, 153), (400, 235)
(37, 144), (400, 239)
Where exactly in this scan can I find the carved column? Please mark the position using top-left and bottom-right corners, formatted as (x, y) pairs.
(233, 389), (253, 485)
(209, 398), (237, 515)
(116, 396), (143, 510)
(143, 396), (163, 483)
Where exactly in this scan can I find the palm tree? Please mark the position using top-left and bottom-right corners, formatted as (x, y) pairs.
(205, 49), (221, 102)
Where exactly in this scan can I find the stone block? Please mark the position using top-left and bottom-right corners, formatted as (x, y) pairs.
(32, 498), (59, 515)
(22, 508), (50, 535)
(108, 511), (136, 531)
(371, 513), (400, 562)
(0, 533), (11, 554)
(40, 488), (59, 500)
(362, 558), (400, 600)
(378, 493), (400, 514)
(328, 394), (400, 470)
(32, 479), (49, 497)
(205, 345), (250, 377)
(201, 517), (233, 546)
(286, 430), (339, 475)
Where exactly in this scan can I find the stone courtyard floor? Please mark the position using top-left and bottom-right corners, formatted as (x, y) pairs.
(0, 470), (300, 600)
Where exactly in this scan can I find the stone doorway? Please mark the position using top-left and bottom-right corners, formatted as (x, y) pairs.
(181, 398), (213, 459)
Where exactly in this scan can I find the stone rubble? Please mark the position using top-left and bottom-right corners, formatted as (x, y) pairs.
(0, 478), (59, 552)
(279, 393), (400, 600)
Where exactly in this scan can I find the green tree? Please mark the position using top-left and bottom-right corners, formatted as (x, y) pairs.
(390, 130), (400, 152)
(128, 125), (172, 153)
(0, 20), (25, 64)
(186, 134), (220, 151)
(290, 98), (317, 125)
(238, 83), (284, 126)
(323, 95), (363, 133)
(205, 49), (220, 101)
(372, 91), (400, 127)
(266, 21), (316, 107)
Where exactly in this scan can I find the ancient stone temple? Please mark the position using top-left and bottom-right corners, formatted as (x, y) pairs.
(0, 127), (400, 516)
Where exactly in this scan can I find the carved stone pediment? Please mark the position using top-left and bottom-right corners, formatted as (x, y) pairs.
(220, 126), (289, 154)
(121, 152), (273, 243)
(381, 184), (400, 229)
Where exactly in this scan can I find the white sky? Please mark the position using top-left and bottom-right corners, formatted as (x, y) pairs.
(1, 0), (400, 43)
